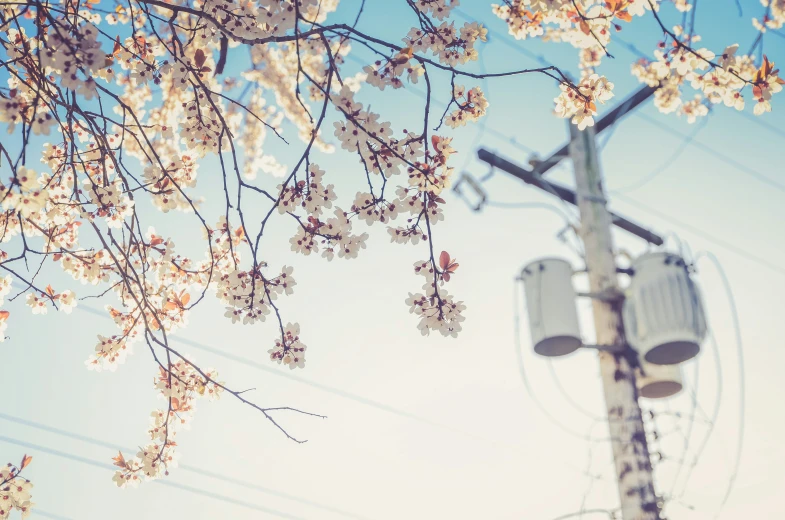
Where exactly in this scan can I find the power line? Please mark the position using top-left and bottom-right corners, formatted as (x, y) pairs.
(613, 117), (708, 193)
(671, 331), (723, 502)
(611, 192), (785, 277)
(74, 306), (587, 474)
(29, 510), (71, 520)
(734, 110), (785, 140)
(0, 436), (307, 520)
(76, 306), (446, 429)
(0, 413), (372, 520)
(694, 252), (746, 517)
(633, 112), (785, 193)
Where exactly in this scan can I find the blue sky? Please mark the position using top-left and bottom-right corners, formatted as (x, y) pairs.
(2, 0), (785, 519)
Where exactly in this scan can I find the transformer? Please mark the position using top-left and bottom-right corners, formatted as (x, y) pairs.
(636, 359), (683, 399)
(623, 252), (707, 365)
(521, 258), (582, 357)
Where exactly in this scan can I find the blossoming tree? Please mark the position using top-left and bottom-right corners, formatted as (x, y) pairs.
(0, 0), (781, 498)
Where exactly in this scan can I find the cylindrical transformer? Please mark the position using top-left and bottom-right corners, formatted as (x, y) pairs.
(623, 252), (707, 365)
(521, 258), (582, 357)
(636, 359), (683, 399)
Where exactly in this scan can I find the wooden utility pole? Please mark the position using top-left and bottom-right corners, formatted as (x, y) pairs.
(568, 123), (660, 520)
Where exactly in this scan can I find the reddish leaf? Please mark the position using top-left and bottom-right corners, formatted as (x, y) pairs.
(446, 262), (459, 273)
(442, 272), (451, 282)
(0, 310), (9, 321)
(615, 10), (631, 22)
(439, 251), (450, 270)
(194, 49), (207, 69)
(20, 454), (32, 470)
(45, 284), (55, 296)
(112, 451), (126, 468)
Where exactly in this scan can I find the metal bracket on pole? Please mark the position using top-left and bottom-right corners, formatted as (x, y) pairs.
(576, 288), (625, 303)
(582, 343), (625, 353)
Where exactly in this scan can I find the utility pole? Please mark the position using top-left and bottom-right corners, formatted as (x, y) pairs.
(473, 85), (665, 519)
(568, 124), (660, 520)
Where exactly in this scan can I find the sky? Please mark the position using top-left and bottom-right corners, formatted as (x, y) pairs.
(2, 1), (785, 519)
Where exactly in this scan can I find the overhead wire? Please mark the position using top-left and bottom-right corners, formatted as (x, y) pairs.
(612, 117), (708, 193)
(0, 436), (307, 520)
(694, 252), (746, 517)
(610, 192), (785, 277)
(633, 111), (785, 193)
(0, 413), (372, 520)
(673, 331), (723, 501)
(73, 305), (589, 476)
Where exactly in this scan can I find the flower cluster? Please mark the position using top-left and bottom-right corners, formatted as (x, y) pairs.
(446, 85), (489, 128)
(404, 21), (488, 67)
(554, 74), (615, 129)
(364, 47), (424, 91)
(218, 265), (296, 326)
(405, 255), (465, 337)
(1, 456), (34, 520)
(112, 360), (223, 488)
(268, 323), (307, 369)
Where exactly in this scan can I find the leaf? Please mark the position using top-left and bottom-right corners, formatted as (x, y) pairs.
(20, 454), (32, 470)
(194, 49), (207, 69)
(446, 262), (459, 273)
(0, 310), (9, 321)
(442, 272), (451, 282)
(112, 451), (126, 468)
(431, 135), (441, 149)
(52, 253), (62, 261)
(164, 300), (178, 311)
(579, 20), (591, 35)
(113, 36), (122, 56)
(615, 10), (631, 22)
(439, 251), (450, 270)
(45, 284), (55, 296)
(763, 55), (773, 76)
(170, 397), (180, 411)
(180, 293), (191, 306)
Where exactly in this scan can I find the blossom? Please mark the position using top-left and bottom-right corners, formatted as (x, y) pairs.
(0, 459), (35, 519)
(268, 323), (307, 369)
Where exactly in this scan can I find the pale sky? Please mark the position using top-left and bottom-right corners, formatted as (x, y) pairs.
(2, 1), (785, 519)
